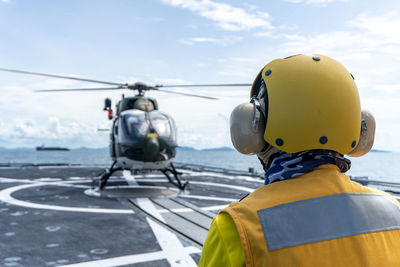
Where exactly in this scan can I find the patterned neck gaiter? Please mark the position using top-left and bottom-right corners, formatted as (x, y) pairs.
(264, 149), (351, 185)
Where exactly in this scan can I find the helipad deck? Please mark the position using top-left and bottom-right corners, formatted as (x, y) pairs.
(1, 164), (399, 267)
(0, 164), (262, 267)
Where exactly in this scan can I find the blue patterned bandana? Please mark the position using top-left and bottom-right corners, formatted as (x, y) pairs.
(264, 150), (351, 185)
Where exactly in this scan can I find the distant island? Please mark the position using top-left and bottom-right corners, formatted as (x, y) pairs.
(175, 146), (196, 151)
(201, 146), (234, 151)
(370, 149), (391, 153)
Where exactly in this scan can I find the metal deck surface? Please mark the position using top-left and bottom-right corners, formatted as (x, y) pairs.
(0, 165), (263, 267)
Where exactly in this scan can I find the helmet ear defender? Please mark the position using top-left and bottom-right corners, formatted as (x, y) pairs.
(229, 97), (266, 155)
(348, 110), (376, 157)
(230, 106), (376, 157)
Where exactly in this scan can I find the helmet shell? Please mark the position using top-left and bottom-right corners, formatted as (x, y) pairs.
(252, 54), (361, 154)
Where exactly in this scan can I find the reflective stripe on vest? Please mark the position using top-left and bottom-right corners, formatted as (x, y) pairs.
(257, 193), (400, 251)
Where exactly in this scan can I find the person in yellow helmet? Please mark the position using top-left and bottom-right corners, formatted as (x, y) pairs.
(199, 54), (400, 267)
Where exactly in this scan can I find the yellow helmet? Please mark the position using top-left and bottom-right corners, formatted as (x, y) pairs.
(250, 54), (361, 154)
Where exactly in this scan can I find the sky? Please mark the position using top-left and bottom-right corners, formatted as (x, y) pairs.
(0, 0), (400, 151)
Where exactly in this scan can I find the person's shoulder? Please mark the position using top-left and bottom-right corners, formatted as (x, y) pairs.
(199, 213), (245, 267)
(366, 186), (400, 206)
(350, 180), (400, 206)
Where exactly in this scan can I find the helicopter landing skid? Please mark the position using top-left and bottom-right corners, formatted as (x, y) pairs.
(94, 162), (188, 191)
(161, 164), (189, 190)
(95, 161), (123, 190)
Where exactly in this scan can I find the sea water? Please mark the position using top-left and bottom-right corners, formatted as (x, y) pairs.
(0, 149), (398, 183)
(176, 150), (400, 183)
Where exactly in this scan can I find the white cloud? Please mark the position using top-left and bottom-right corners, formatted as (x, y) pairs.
(268, 11), (400, 87)
(285, 0), (346, 5)
(280, 12), (400, 57)
(0, 116), (109, 149)
(179, 36), (243, 46)
(348, 11), (400, 41)
(13, 120), (42, 139)
(47, 117), (61, 136)
(153, 78), (193, 85)
(231, 57), (258, 63)
(0, 76), (116, 148)
(162, 0), (273, 31)
(1, 0), (10, 3)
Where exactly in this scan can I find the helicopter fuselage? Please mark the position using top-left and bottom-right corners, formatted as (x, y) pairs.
(107, 95), (178, 171)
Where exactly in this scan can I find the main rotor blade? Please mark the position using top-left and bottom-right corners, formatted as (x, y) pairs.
(35, 87), (124, 92)
(155, 83), (252, 88)
(152, 87), (219, 100)
(0, 68), (126, 87)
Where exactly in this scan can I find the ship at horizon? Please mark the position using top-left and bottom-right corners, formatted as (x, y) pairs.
(36, 144), (70, 151)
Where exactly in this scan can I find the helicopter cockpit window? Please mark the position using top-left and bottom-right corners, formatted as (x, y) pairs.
(119, 110), (177, 146)
(120, 110), (149, 144)
(149, 111), (177, 145)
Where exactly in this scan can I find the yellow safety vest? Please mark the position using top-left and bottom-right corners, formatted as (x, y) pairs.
(219, 164), (400, 267)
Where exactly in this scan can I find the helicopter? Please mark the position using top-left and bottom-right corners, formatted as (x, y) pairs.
(0, 67), (251, 190)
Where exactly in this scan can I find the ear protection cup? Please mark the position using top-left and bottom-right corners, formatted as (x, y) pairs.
(230, 101), (266, 154)
(348, 110), (376, 157)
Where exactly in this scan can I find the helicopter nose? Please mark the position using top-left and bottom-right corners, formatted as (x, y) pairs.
(144, 135), (160, 160)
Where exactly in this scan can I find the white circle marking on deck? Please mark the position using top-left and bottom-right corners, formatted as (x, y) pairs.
(0, 182), (134, 214)
(0, 176), (255, 214)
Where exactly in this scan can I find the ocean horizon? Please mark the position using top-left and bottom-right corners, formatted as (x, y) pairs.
(0, 148), (398, 184)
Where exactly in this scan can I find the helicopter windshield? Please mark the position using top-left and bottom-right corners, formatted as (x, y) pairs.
(150, 112), (177, 143)
(119, 110), (177, 146)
